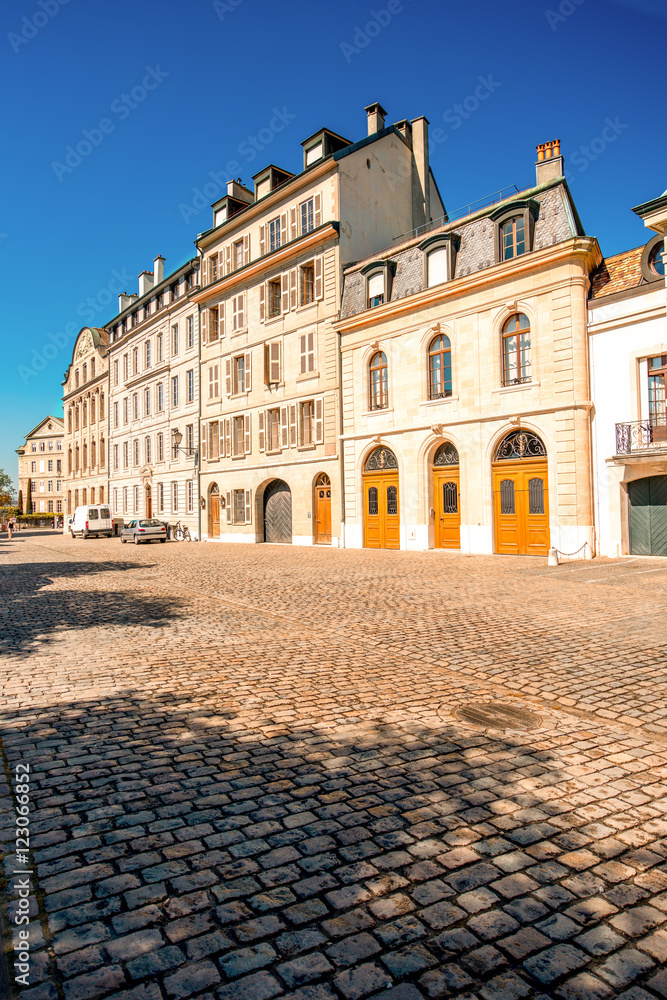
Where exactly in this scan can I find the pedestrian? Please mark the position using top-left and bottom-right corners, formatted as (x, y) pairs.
(7, 518), (13, 540)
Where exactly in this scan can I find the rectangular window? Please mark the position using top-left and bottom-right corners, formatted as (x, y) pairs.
(47, 480), (53, 492)
(233, 355), (245, 395)
(145, 340), (151, 368)
(134, 485), (140, 512)
(187, 480), (194, 513)
(113, 359), (119, 385)
(157, 333), (163, 362)
(114, 444), (119, 470)
(31, 461), (36, 473)
(268, 216), (281, 252)
(300, 198), (314, 235)
(133, 347), (139, 374)
(57, 500), (62, 513)
(187, 315), (194, 349)
(368, 273), (385, 308)
(158, 482), (164, 512)
(56, 459), (62, 472)
(185, 424), (194, 456)
(172, 482), (179, 512)
(145, 302), (151, 321)
(157, 433), (164, 462)
(172, 324), (179, 355)
(233, 415), (245, 456)
(144, 388), (151, 416)
(234, 239), (244, 270)
(157, 383), (164, 412)
(208, 421), (220, 461)
(47, 459), (53, 472)
(300, 263), (315, 305)
(300, 400), (314, 445)
(299, 332), (315, 374)
(123, 487), (128, 513)
(186, 369), (195, 403)
(133, 440), (139, 466)
(123, 398), (128, 424)
(232, 293), (245, 332)
(172, 376), (179, 407)
(113, 402), (118, 428)
(266, 408), (280, 452)
(208, 254), (219, 282)
(265, 341), (281, 384)
(268, 278), (281, 318)
(209, 307), (219, 341)
(132, 394), (138, 420)
(233, 489), (245, 523)
(208, 365), (220, 399)
(123, 442), (129, 468)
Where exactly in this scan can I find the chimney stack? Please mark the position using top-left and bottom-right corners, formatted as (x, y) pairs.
(138, 270), (154, 297)
(411, 116), (431, 227)
(535, 140), (564, 185)
(118, 293), (133, 312)
(365, 102), (387, 136)
(154, 255), (165, 285)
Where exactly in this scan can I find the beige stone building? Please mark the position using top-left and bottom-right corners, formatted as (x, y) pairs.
(62, 327), (109, 519)
(106, 256), (201, 537)
(195, 102), (444, 544)
(335, 141), (601, 556)
(16, 416), (65, 514)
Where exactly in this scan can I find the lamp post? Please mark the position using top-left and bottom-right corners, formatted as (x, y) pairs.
(171, 428), (199, 539)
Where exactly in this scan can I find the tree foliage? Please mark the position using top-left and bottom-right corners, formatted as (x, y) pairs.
(0, 469), (16, 508)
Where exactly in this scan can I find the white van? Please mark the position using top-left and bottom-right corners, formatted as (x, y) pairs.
(69, 505), (113, 539)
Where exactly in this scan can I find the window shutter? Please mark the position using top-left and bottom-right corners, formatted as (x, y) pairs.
(307, 331), (315, 372)
(314, 397), (324, 444)
(259, 224), (266, 256)
(219, 420), (225, 459)
(270, 341), (281, 383)
(315, 257), (323, 300)
(208, 367), (214, 399)
(280, 406), (288, 449)
(281, 273), (289, 313)
(239, 292), (245, 330)
(244, 413), (251, 454)
(244, 350), (252, 392)
(300, 334), (307, 375)
(289, 404), (297, 447)
(225, 357), (232, 396)
(259, 283), (265, 323)
(289, 268), (297, 310)
(244, 489), (252, 524)
(314, 192), (322, 228)
(201, 309), (208, 344)
(280, 212), (287, 246)
(224, 418), (232, 457)
(202, 257), (208, 285)
(219, 302), (225, 338)
(243, 233), (250, 265)
(290, 207), (297, 241)
(225, 244), (232, 275)
(226, 491), (232, 522)
(201, 424), (207, 461)
(258, 411), (265, 452)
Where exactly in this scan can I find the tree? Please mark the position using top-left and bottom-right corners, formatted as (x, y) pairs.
(0, 469), (15, 508)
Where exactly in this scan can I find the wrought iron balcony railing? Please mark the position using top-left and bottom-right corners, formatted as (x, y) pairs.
(615, 417), (667, 455)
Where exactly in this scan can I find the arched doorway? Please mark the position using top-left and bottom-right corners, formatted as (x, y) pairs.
(264, 480), (292, 543)
(145, 485), (152, 518)
(629, 476), (667, 555)
(433, 442), (460, 549)
(209, 484), (220, 538)
(314, 473), (332, 545)
(492, 430), (549, 556)
(363, 446), (400, 549)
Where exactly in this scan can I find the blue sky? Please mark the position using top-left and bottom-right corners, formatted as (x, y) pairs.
(1, 0), (665, 488)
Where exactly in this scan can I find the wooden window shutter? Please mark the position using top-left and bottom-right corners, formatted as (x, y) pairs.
(289, 404), (297, 447)
(314, 192), (322, 228)
(307, 331), (315, 371)
(208, 367), (214, 399)
(219, 302), (226, 338)
(225, 244), (232, 275)
(201, 423), (207, 461)
(290, 207), (297, 241)
(225, 357), (232, 396)
(226, 491), (232, 522)
(300, 334), (307, 375)
(259, 224), (266, 256)
(244, 489), (252, 524)
(219, 420), (225, 459)
(243, 233), (250, 265)
(315, 257), (323, 300)
(244, 413), (251, 454)
(259, 283), (265, 323)
(281, 273), (289, 313)
(224, 418), (231, 457)
(244, 350), (252, 392)
(289, 268), (297, 310)
(239, 292), (245, 330)
(270, 341), (281, 383)
(258, 411), (265, 452)
(280, 406), (288, 449)
(280, 212), (287, 246)
(314, 397), (324, 443)
(201, 309), (208, 344)
(202, 257), (208, 285)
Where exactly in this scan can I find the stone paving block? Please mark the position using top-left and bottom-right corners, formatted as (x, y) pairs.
(333, 961), (392, 1000)
(553, 972), (613, 999)
(596, 946), (656, 987)
(523, 943), (588, 984)
(216, 970), (283, 1000)
(163, 960), (220, 998)
(277, 952), (334, 988)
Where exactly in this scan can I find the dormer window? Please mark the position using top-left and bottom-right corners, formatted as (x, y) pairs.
(490, 200), (539, 264)
(368, 273), (384, 307)
(361, 260), (395, 310)
(305, 142), (323, 166)
(419, 233), (460, 288)
(641, 235), (666, 282)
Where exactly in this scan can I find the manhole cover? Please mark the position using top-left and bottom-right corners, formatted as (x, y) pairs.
(453, 701), (541, 731)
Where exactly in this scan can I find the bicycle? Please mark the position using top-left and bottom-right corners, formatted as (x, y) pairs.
(172, 520), (191, 541)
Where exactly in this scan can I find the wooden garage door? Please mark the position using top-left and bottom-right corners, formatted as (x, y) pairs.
(629, 476), (667, 556)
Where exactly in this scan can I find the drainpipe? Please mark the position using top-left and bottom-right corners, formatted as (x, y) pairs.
(196, 255), (203, 542)
(337, 330), (346, 547)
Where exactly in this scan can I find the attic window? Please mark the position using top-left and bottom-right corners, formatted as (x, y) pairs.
(418, 233), (460, 288)
(361, 259), (395, 310)
(490, 200), (539, 264)
(306, 143), (323, 166)
(641, 235), (666, 281)
(651, 245), (665, 276)
(368, 273), (384, 307)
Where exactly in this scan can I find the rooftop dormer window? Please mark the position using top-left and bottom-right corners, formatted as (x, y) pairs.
(419, 233), (460, 288)
(361, 260), (395, 310)
(490, 200), (539, 264)
(641, 235), (666, 282)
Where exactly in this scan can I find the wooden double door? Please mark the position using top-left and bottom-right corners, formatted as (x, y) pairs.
(629, 476), (667, 555)
(434, 469), (460, 548)
(364, 473), (400, 549)
(264, 480), (292, 544)
(493, 460), (549, 556)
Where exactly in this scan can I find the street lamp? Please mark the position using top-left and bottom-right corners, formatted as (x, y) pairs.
(171, 428), (198, 465)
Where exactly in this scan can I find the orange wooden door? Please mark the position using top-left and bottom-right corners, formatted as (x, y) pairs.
(146, 489), (152, 519)
(434, 469), (460, 549)
(210, 494), (220, 537)
(493, 461), (548, 556)
(315, 486), (332, 544)
(364, 474), (400, 549)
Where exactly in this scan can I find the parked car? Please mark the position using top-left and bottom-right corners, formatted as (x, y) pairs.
(120, 519), (168, 544)
(70, 505), (113, 538)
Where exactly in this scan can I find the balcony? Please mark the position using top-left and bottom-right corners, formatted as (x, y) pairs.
(615, 417), (667, 455)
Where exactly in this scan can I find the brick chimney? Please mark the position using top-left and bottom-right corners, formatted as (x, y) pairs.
(138, 270), (154, 297)
(153, 255), (165, 285)
(411, 116), (431, 227)
(535, 140), (564, 185)
(365, 102), (387, 135)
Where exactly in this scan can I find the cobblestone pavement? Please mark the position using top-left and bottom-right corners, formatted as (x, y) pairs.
(1, 533), (667, 1000)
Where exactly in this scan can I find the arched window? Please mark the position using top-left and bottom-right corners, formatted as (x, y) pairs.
(369, 351), (388, 410)
(502, 314), (531, 386)
(83, 443), (88, 468)
(501, 215), (526, 260)
(83, 401), (87, 428)
(428, 335), (452, 400)
(494, 430), (546, 461)
(433, 442), (459, 466)
(91, 440), (96, 467)
(364, 446), (398, 471)
(100, 438), (105, 468)
(75, 445), (79, 471)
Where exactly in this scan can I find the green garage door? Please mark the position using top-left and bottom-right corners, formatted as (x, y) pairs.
(629, 476), (667, 555)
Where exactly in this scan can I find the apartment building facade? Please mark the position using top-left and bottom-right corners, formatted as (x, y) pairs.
(195, 102), (444, 544)
(106, 256), (201, 537)
(335, 142), (601, 557)
(589, 192), (667, 557)
(16, 416), (65, 514)
(62, 327), (109, 519)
